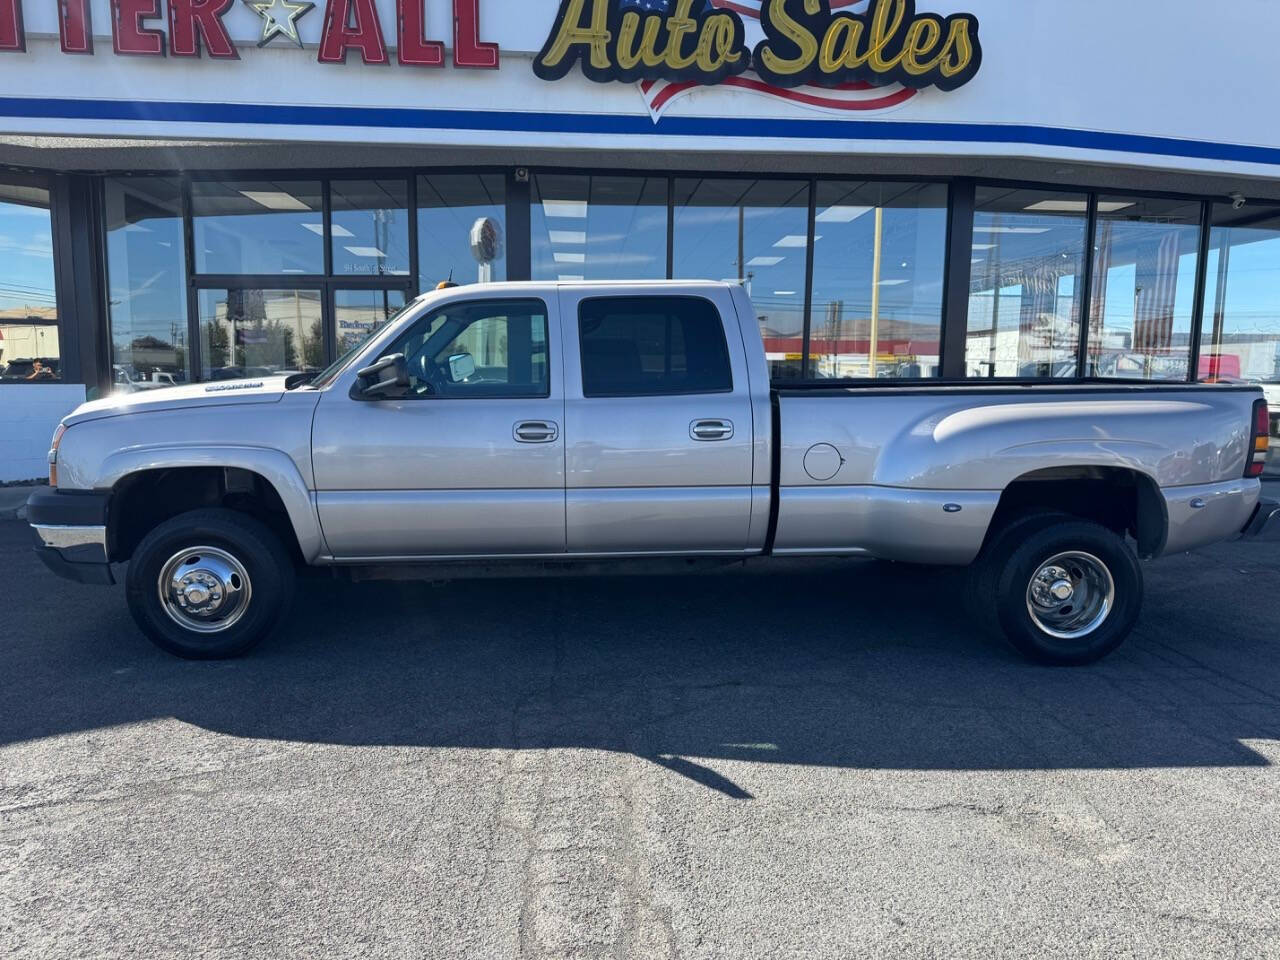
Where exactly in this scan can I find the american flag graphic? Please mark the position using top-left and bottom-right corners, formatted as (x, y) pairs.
(627, 0), (920, 120)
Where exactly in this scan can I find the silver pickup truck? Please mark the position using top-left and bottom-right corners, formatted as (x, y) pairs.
(27, 281), (1278, 665)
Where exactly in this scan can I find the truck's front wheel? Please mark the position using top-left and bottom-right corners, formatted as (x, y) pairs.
(978, 517), (1143, 666)
(125, 508), (296, 659)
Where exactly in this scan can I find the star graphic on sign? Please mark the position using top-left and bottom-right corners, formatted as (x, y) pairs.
(243, 0), (314, 48)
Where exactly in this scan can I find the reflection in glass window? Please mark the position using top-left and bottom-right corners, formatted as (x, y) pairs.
(0, 180), (59, 382)
(105, 178), (190, 391)
(418, 174), (506, 289)
(334, 288), (408, 354)
(531, 174), (667, 282)
(198, 288), (324, 381)
(331, 180), (410, 278)
(966, 188), (1088, 378)
(672, 179), (809, 379)
(191, 180), (324, 275)
(809, 181), (946, 380)
(1088, 197), (1201, 380)
(1201, 205), (1280, 384)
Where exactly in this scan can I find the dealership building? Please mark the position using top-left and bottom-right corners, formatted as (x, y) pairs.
(2, 0), (1279, 482)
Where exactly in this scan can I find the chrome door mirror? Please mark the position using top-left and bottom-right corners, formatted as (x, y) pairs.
(446, 352), (476, 383)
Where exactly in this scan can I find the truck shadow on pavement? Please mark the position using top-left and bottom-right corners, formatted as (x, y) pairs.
(5, 539), (1280, 798)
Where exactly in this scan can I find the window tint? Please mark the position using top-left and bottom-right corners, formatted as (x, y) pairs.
(578, 296), (732, 397)
(380, 298), (549, 398)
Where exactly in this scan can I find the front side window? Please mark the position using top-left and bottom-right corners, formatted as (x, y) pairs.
(0, 179), (60, 382)
(379, 298), (549, 398)
(1088, 196), (1201, 380)
(578, 296), (732, 397)
(966, 188), (1089, 379)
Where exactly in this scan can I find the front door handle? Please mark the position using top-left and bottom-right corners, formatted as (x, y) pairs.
(690, 419), (734, 441)
(514, 420), (559, 443)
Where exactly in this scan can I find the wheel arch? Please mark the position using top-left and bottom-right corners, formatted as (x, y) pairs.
(101, 447), (325, 563)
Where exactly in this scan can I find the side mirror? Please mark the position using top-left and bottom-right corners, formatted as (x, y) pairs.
(446, 352), (476, 383)
(354, 353), (410, 399)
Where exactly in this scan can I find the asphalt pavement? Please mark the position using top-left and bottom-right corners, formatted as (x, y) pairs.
(2, 514), (1280, 959)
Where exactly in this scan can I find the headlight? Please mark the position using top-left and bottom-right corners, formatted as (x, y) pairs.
(48, 424), (66, 488)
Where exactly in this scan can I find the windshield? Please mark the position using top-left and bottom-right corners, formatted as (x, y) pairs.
(304, 300), (420, 390)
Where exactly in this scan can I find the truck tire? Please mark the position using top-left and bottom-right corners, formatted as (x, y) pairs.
(125, 508), (296, 659)
(979, 517), (1143, 666)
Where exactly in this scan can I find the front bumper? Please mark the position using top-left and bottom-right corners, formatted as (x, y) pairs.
(26, 488), (114, 585)
(1242, 498), (1280, 541)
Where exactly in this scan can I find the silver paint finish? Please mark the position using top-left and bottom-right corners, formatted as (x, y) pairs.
(558, 284), (759, 554)
(1162, 478), (1261, 554)
(318, 489), (566, 559)
(772, 487), (1001, 564)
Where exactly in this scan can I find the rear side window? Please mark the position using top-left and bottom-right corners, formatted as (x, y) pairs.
(578, 296), (733, 397)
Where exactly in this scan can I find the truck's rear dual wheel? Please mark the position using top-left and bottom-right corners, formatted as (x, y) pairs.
(970, 514), (1143, 666)
(125, 508), (295, 659)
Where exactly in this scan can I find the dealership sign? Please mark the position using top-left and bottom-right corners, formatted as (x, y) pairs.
(0, 0), (980, 118)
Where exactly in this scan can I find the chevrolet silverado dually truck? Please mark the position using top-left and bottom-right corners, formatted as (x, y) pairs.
(26, 281), (1279, 664)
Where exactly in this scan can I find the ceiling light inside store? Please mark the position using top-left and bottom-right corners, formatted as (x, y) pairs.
(972, 243), (996, 250)
(774, 235), (816, 248)
(816, 205), (872, 223)
(239, 190), (311, 211)
(543, 200), (588, 219)
(877, 279), (908, 286)
(302, 223), (354, 237)
(344, 246), (387, 258)
(1023, 200), (1135, 213)
(558, 274), (584, 281)
(554, 252), (586, 263)
(746, 256), (784, 267)
(973, 226), (1051, 235)
(773, 290), (796, 296)
(550, 230), (587, 244)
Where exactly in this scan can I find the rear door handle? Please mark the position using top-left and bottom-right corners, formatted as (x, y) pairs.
(514, 420), (559, 443)
(690, 419), (734, 441)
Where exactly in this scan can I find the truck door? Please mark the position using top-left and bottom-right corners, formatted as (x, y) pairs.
(560, 288), (756, 554)
(311, 294), (565, 558)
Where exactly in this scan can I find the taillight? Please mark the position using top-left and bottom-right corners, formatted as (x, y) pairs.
(48, 423), (65, 488)
(1247, 399), (1269, 478)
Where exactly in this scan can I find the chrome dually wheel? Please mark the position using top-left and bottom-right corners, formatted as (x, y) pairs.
(158, 545), (253, 634)
(1025, 550), (1115, 640)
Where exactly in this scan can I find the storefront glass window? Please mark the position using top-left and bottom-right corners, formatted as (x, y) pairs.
(191, 180), (324, 275)
(331, 179), (410, 278)
(1201, 205), (1280, 382)
(334, 288), (408, 354)
(672, 178), (809, 379)
(966, 188), (1089, 378)
(418, 173), (506, 289)
(197, 288), (324, 381)
(531, 174), (667, 282)
(1087, 196), (1201, 380)
(105, 177), (190, 390)
(808, 181), (947, 380)
(0, 179), (59, 382)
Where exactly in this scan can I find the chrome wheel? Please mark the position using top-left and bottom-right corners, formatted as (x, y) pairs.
(157, 546), (252, 634)
(1025, 550), (1115, 640)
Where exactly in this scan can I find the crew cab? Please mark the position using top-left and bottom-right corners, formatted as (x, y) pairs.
(27, 281), (1279, 664)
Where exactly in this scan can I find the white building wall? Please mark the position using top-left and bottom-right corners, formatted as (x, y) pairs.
(0, 385), (84, 483)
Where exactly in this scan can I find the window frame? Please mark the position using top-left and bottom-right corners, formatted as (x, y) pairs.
(577, 294), (735, 399)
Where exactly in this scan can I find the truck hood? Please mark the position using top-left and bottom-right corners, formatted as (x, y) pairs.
(64, 377), (291, 426)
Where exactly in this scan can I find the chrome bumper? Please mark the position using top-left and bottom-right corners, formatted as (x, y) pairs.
(1242, 498), (1280, 541)
(32, 523), (109, 561)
